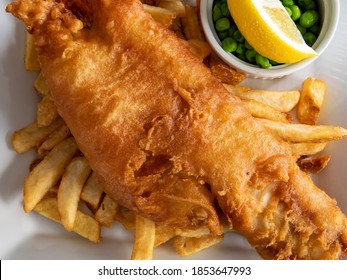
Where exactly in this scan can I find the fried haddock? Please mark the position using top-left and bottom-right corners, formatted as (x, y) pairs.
(7, 0), (347, 259)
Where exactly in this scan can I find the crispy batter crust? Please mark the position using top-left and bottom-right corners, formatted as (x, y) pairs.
(7, 0), (347, 259)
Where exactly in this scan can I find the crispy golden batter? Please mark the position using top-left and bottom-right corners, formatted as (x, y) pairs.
(7, 0), (347, 259)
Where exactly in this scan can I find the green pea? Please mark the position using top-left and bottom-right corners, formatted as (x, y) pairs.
(296, 23), (307, 35)
(310, 23), (321, 36)
(255, 54), (271, 69)
(303, 32), (317, 46)
(298, 0), (316, 11)
(215, 17), (230, 31)
(222, 37), (238, 52)
(236, 53), (247, 61)
(220, 2), (231, 17)
(233, 30), (245, 43)
(282, 0), (295, 6)
(213, 5), (223, 22)
(236, 44), (245, 55)
(218, 30), (229, 40)
(300, 10), (319, 28)
(285, 7), (292, 17)
(245, 49), (256, 63)
(228, 24), (238, 37)
(290, 5), (301, 21)
(245, 41), (253, 50)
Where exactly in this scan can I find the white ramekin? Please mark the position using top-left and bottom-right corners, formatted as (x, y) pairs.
(200, 0), (340, 79)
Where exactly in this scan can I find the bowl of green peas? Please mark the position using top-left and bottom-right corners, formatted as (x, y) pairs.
(200, 0), (340, 79)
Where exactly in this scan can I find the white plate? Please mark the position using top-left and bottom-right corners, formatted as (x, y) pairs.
(1, 0), (346, 260)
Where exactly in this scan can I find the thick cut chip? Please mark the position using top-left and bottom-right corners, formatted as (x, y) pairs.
(25, 32), (40, 71)
(173, 234), (224, 256)
(34, 197), (101, 243)
(24, 137), (78, 212)
(38, 124), (71, 155)
(58, 157), (92, 231)
(34, 72), (50, 96)
(95, 194), (119, 227)
(243, 99), (290, 123)
(224, 84), (300, 112)
(80, 173), (104, 213)
(12, 118), (64, 153)
(297, 77), (326, 125)
(131, 215), (156, 260)
(258, 119), (347, 143)
(37, 95), (58, 127)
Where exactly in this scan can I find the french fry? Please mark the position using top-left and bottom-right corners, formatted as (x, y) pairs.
(24, 137), (78, 213)
(290, 142), (328, 158)
(58, 157), (92, 231)
(11, 117), (64, 153)
(297, 77), (326, 125)
(38, 124), (71, 155)
(95, 194), (119, 227)
(34, 197), (101, 243)
(25, 32), (40, 71)
(173, 234), (224, 257)
(115, 208), (137, 230)
(181, 5), (204, 40)
(37, 95), (58, 127)
(297, 155), (331, 174)
(143, 4), (176, 27)
(80, 173), (104, 213)
(224, 84), (300, 112)
(157, 0), (186, 17)
(155, 224), (211, 247)
(209, 56), (246, 85)
(243, 99), (290, 123)
(258, 119), (347, 143)
(131, 215), (156, 260)
(34, 72), (50, 96)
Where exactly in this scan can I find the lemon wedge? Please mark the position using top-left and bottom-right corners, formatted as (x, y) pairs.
(227, 0), (318, 64)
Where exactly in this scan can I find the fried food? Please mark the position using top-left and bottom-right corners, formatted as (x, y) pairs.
(7, 0), (347, 259)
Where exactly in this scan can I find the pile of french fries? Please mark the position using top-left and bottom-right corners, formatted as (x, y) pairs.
(12, 0), (347, 260)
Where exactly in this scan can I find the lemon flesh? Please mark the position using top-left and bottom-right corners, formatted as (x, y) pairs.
(227, 0), (318, 64)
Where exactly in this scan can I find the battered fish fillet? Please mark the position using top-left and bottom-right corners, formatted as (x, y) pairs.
(7, 0), (347, 259)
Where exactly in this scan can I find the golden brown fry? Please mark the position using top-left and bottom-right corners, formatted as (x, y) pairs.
(243, 99), (290, 123)
(24, 137), (78, 213)
(58, 157), (91, 231)
(290, 142), (328, 158)
(173, 234), (224, 256)
(37, 124), (71, 155)
(297, 155), (331, 174)
(157, 0), (186, 17)
(297, 77), (326, 125)
(131, 215), (156, 260)
(224, 84), (300, 112)
(258, 119), (347, 143)
(25, 31), (40, 71)
(143, 4), (176, 27)
(80, 173), (104, 213)
(11, 117), (64, 153)
(37, 95), (58, 127)
(34, 72), (50, 96)
(115, 208), (137, 231)
(181, 5), (204, 40)
(95, 194), (119, 227)
(34, 197), (101, 243)
(154, 223), (211, 247)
